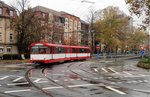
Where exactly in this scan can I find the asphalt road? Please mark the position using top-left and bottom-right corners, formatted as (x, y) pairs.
(0, 58), (150, 97)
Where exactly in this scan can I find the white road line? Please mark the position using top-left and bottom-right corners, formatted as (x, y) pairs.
(108, 68), (119, 74)
(54, 80), (59, 82)
(43, 84), (95, 90)
(5, 89), (31, 93)
(94, 68), (98, 72)
(101, 68), (108, 73)
(105, 86), (126, 94)
(5, 83), (127, 95)
(7, 82), (29, 86)
(68, 84), (94, 88)
(33, 78), (49, 83)
(93, 78), (99, 79)
(144, 80), (148, 82)
(138, 80), (143, 83)
(33, 78), (42, 83)
(132, 81), (138, 83)
(43, 86), (63, 90)
(123, 71), (132, 75)
(13, 77), (24, 82)
(133, 89), (150, 93)
(0, 76), (9, 80)
(36, 81), (48, 83)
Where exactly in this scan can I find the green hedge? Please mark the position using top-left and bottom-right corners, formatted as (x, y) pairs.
(3, 53), (30, 60)
(137, 57), (150, 69)
(3, 54), (18, 60)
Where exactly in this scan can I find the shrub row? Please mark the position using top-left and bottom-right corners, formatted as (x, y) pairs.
(138, 56), (150, 69)
(2, 54), (30, 60)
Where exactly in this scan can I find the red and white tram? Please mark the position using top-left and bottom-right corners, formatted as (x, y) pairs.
(30, 43), (91, 64)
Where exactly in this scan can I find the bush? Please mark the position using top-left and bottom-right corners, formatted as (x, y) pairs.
(24, 53), (30, 59)
(3, 54), (18, 60)
(137, 57), (150, 69)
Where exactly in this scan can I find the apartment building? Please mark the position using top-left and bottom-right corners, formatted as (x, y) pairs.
(81, 20), (89, 46)
(0, 1), (17, 55)
(61, 11), (81, 45)
(32, 6), (65, 44)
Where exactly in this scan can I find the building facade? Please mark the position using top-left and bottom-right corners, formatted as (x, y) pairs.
(0, 1), (17, 55)
(61, 12), (81, 45)
(81, 20), (89, 46)
(33, 6), (65, 44)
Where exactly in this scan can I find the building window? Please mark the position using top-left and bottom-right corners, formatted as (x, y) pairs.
(10, 33), (13, 42)
(0, 47), (3, 53)
(42, 13), (46, 18)
(7, 47), (12, 53)
(10, 10), (13, 16)
(0, 8), (2, 15)
(0, 32), (1, 41)
(0, 18), (2, 27)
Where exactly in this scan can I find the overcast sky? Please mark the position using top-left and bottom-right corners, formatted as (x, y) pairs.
(3, 0), (141, 25)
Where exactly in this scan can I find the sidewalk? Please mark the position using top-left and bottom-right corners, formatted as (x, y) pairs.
(0, 59), (30, 65)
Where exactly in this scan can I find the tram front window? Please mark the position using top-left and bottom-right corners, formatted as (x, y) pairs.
(31, 46), (49, 54)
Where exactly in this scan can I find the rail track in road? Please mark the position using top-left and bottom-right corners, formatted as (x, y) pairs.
(25, 68), (54, 97)
(23, 61), (148, 96)
(0, 91), (22, 97)
(1, 59), (150, 97)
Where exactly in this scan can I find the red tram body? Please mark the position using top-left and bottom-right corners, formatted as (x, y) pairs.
(30, 43), (91, 64)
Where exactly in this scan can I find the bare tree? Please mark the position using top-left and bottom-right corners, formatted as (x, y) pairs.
(85, 7), (97, 53)
(11, 0), (42, 59)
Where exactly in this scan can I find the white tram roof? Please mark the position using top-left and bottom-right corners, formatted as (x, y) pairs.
(31, 43), (90, 49)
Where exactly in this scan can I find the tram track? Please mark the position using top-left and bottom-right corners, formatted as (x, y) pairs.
(0, 91), (22, 97)
(25, 68), (54, 97)
(68, 61), (150, 95)
(23, 61), (150, 96)
(42, 62), (93, 97)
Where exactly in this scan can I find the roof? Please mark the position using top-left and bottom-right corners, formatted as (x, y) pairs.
(60, 11), (80, 19)
(80, 19), (89, 25)
(31, 42), (90, 49)
(32, 5), (62, 17)
(0, 1), (15, 10)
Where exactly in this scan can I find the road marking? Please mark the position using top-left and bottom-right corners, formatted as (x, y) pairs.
(101, 68), (108, 73)
(105, 86), (126, 94)
(33, 78), (49, 83)
(33, 78), (42, 83)
(123, 71), (132, 75)
(143, 80), (148, 82)
(43, 84), (95, 90)
(138, 80), (143, 83)
(0, 76), (9, 80)
(93, 78), (99, 79)
(7, 82), (29, 86)
(4, 83), (126, 95)
(43, 86), (63, 90)
(108, 68), (119, 74)
(5, 89), (31, 93)
(54, 80), (59, 82)
(133, 89), (150, 93)
(13, 77), (24, 82)
(94, 68), (98, 72)
(35, 81), (48, 83)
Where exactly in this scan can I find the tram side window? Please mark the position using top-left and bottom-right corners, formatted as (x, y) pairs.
(72, 48), (76, 53)
(67, 48), (70, 53)
(39, 47), (47, 54)
(79, 48), (85, 53)
(55, 47), (64, 53)
(31, 46), (38, 54)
